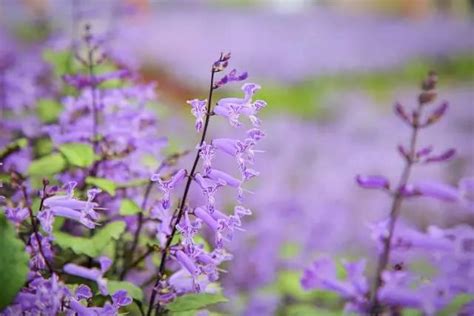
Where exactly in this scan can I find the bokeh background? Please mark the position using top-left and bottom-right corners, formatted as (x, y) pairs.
(1, 0), (473, 314)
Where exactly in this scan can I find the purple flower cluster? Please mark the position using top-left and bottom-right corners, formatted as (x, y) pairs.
(144, 52), (265, 313)
(301, 72), (474, 315)
(1, 24), (265, 315)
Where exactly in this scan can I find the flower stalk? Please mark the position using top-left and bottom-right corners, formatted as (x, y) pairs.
(146, 57), (220, 316)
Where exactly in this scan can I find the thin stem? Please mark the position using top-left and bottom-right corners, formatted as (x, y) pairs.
(146, 68), (216, 316)
(21, 184), (54, 274)
(369, 103), (423, 314)
(86, 41), (100, 159)
(123, 152), (187, 280)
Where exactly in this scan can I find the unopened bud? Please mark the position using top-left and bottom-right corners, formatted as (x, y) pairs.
(418, 91), (437, 105)
(421, 71), (438, 91)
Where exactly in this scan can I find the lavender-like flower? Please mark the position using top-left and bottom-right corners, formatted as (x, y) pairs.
(63, 256), (112, 295)
(145, 53), (265, 315)
(355, 72), (461, 314)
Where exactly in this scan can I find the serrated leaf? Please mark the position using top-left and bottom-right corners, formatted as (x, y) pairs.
(86, 177), (116, 196)
(28, 153), (66, 176)
(54, 221), (125, 257)
(119, 199), (141, 216)
(0, 214), (30, 310)
(438, 294), (474, 316)
(166, 293), (228, 312)
(107, 281), (143, 301)
(37, 99), (62, 123)
(59, 143), (95, 168)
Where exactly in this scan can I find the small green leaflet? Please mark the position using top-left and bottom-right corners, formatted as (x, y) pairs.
(37, 99), (62, 123)
(166, 293), (228, 313)
(28, 153), (66, 176)
(59, 142), (95, 168)
(0, 214), (30, 310)
(119, 199), (141, 216)
(54, 221), (125, 257)
(86, 177), (117, 196)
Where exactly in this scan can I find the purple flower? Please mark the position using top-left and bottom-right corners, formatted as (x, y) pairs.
(402, 181), (459, 201)
(187, 99), (208, 132)
(63, 256), (112, 295)
(423, 148), (456, 163)
(355, 175), (390, 190)
(424, 101), (449, 126)
(175, 250), (200, 276)
(194, 206), (219, 232)
(214, 69), (248, 89)
(301, 257), (369, 309)
(394, 102), (412, 125)
(75, 284), (93, 300)
(214, 83), (266, 127)
(3, 207), (29, 225)
(206, 168), (241, 188)
(152, 168), (187, 209)
(5, 274), (69, 315)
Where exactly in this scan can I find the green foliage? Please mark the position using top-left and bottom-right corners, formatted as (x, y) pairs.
(119, 199), (141, 216)
(59, 143), (95, 168)
(85, 177), (117, 196)
(273, 270), (340, 307)
(107, 281), (143, 301)
(37, 99), (63, 123)
(0, 214), (30, 310)
(258, 53), (474, 118)
(402, 309), (422, 316)
(27, 153), (66, 176)
(35, 138), (53, 156)
(285, 304), (342, 316)
(166, 293), (228, 313)
(438, 293), (474, 316)
(279, 242), (301, 259)
(54, 221), (126, 257)
(43, 49), (75, 77)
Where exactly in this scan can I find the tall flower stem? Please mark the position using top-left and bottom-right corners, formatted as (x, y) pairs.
(369, 103), (423, 314)
(85, 35), (100, 160)
(146, 68), (217, 316)
(21, 182), (54, 274)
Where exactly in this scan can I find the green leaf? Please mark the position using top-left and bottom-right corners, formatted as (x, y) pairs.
(37, 99), (62, 123)
(59, 143), (95, 168)
(54, 221), (125, 257)
(166, 293), (228, 312)
(107, 281), (143, 301)
(402, 309), (422, 316)
(86, 177), (117, 196)
(0, 214), (30, 310)
(286, 304), (341, 316)
(43, 49), (75, 77)
(279, 242), (301, 259)
(438, 293), (474, 316)
(28, 153), (66, 176)
(119, 199), (141, 216)
(35, 138), (53, 156)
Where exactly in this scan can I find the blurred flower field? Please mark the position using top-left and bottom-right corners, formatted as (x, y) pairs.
(0, 1), (473, 315)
